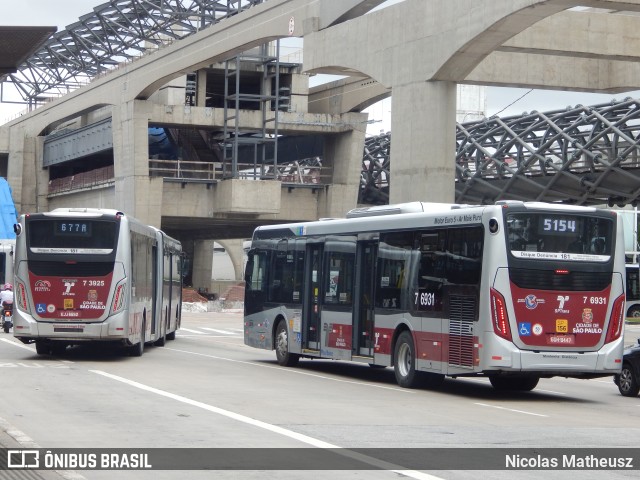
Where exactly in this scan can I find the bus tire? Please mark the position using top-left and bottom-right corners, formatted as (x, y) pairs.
(155, 314), (168, 347)
(489, 375), (539, 391)
(617, 363), (640, 397)
(167, 331), (176, 341)
(155, 331), (166, 347)
(627, 306), (640, 318)
(275, 321), (299, 367)
(130, 323), (145, 357)
(35, 340), (50, 355)
(394, 331), (421, 388)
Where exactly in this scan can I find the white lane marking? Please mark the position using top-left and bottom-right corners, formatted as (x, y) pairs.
(201, 327), (237, 335)
(592, 378), (615, 384)
(178, 328), (205, 334)
(534, 388), (567, 395)
(90, 370), (441, 480)
(166, 347), (412, 393)
(93, 369), (334, 446)
(474, 402), (548, 417)
(179, 334), (238, 338)
(0, 337), (35, 351)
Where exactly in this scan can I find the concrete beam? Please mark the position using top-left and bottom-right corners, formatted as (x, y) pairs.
(304, 1), (640, 89)
(303, 0), (565, 85)
(307, 7), (640, 114)
(467, 51), (640, 93)
(309, 77), (388, 114)
(580, 0), (640, 12)
(496, 11), (640, 62)
(3, 0), (382, 135)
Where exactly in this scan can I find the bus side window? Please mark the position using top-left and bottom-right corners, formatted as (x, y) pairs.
(323, 238), (356, 306)
(376, 232), (413, 310)
(246, 251), (267, 293)
(446, 227), (483, 285)
(324, 253), (355, 305)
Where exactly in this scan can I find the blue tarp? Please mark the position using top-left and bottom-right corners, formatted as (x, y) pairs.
(0, 178), (17, 239)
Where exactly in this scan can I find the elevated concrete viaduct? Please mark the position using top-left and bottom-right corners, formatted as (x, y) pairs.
(4, 0), (640, 290)
(304, 0), (640, 204)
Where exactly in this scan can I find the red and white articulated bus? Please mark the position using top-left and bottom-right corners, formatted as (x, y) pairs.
(244, 201), (626, 391)
(12, 208), (183, 356)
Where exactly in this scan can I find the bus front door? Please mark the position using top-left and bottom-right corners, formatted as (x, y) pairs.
(354, 241), (377, 357)
(303, 244), (323, 351)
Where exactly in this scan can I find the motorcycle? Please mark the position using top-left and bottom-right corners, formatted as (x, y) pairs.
(2, 301), (13, 333)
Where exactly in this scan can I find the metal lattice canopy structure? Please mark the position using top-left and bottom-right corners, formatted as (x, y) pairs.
(1, 0), (265, 106)
(360, 98), (640, 207)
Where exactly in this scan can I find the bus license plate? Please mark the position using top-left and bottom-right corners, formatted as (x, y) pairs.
(546, 334), (575, 345)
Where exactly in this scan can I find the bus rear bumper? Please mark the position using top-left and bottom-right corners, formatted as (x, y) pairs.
(483, 336), (624, 376)
(13, 310), (129, 342)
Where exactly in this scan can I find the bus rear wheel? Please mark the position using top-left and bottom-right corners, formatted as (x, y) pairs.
(275, 321), (299, 367)
(394, 331), (422, 388)
(489, 375), (539, 391)
(130, 322), (145, 357)
(155, 315), (168, 347)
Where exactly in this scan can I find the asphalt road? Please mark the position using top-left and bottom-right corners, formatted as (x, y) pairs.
(0, 311), (638, 480)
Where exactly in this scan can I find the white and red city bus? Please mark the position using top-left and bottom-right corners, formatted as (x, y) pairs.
(12, 208), (182, 356)
(244, 201), (626, 391)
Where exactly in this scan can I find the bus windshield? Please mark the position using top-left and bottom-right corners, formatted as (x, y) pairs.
(506, 212), (613, 261)
(27, 219), (118, 254)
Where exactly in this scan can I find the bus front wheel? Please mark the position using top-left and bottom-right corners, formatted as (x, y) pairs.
(275, 321), (299, 367)
(394, 331), (421, 388)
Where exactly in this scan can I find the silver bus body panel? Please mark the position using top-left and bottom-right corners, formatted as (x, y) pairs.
(244, 201), (625, 382)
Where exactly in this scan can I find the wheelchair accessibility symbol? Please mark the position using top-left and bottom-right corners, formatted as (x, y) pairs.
(519, 322), (531, 336)
(36, 304), (47, 314)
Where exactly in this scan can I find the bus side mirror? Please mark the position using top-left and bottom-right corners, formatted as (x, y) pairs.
(13, 224), (21, 236)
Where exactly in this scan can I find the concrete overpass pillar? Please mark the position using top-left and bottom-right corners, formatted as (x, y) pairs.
(389, 81), (456, 204)
(196, 70), (207, 107)
(7, 126), (28, 214)
(8, 127), (50, 215)
(192, 239), (214, 291)
(219, 238), (246, 281)
(112, 100), (162, 226)
(320, 113), (367, 217)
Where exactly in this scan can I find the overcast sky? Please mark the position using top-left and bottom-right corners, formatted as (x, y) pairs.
(2, 0), (639, 129)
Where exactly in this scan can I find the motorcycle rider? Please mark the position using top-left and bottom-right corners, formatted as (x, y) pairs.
(1, 283), (13, 317)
